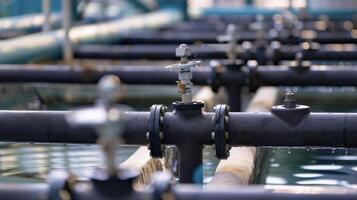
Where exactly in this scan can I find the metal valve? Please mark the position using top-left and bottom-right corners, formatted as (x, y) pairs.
(217, 23), (238, 63)
(290, 52), (311, 70)
(165, 44), (201, 104)
(66, 75), (127, 176)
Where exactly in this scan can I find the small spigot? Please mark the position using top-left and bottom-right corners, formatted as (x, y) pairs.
(217, 23), (238, 63)
(165, 44), (201, 104)
(66, 75), (126, 176)
(284, 91), (297, 108)
(271, 90), (310, 126)
(294, 52), (303, 67)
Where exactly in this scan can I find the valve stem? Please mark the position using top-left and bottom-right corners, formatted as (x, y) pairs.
(217, 23), (238, 63)
(66, 75), (125, 177)
(165, 44), (201, 104)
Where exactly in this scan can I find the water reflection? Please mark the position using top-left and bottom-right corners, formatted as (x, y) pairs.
(266, 148), (357, 186)
(0, 144), (138, 183)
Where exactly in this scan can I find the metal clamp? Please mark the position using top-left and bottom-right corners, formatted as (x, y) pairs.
(212, 104), (231, 159)
(147, 104), (167, 158)
(47, 170), (75, 200)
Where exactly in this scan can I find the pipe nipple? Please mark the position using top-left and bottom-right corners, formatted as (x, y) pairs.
(284, 91), (297, 108)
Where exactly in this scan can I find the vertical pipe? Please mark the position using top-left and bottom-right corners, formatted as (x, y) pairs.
(177, 144), (203, 184)
(42, 0), (51, 32)
(227, 85), (241, 112)
(62, 0), (73, 64)
(225, 64), (242, 112)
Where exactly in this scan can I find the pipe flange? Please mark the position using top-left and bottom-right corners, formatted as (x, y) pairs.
(209, 60), (222, 93)
(47, 170), (75, 200)
(147, 104), (167, 158)
(213, 104), (231, 159)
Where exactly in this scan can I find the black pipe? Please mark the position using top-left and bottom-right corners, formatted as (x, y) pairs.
(74, 44), (357, 61)
(188, 15), (353, 22)
(169, 21), (353, 32)
(0, 65), (211, 85)
(0, 111), (148, 145)
(1, 110), (357, 148)
(0, 183), (48, 200)
(2, 65), (357, 87)
(1, 65), (357, 87)
(173, 186), (357, 200)
(228, 113), (357, 147)
(255, 66), (357, 86)
(115, 31), (356, 45)
(224, 64), (243, 111)
(74, 45), (227, 60)
(1, 182), (357, 200)
(2, 110), (357, 183)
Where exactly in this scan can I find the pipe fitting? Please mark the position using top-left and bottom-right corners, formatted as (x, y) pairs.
(165, 44), (201, 104)
(271, 91), (310, 127)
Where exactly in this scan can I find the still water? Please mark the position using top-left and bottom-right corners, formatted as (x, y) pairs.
(265, 88), (357, 186)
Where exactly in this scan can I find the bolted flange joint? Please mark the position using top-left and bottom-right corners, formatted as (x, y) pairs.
(147, 104), (167, 158)
(212, 104), (231, 159)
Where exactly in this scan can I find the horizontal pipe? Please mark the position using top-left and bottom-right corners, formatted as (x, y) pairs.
(0, 183), (48, 200)
(0, 13), (62, 34)
(201, 7), (357, 20)
(255, 66), (357, 86)
(171, 21), (354, 32)
(0, 111), (97, 144)
(1, 65), (357, 87)
(173, 185), (357, 200)
(0, 65), (211, 85)
(228, 113), (357, 147)
(0, 9), (182, 64)
(0, 110), (357, 148)
(0, 111), (151, 145)
(74, 44), (226, 60)
(1, 182), (357, 200)
(73, 44), (357, 61)
(189, 15), (351, 22)
(114, 31), (357, 45)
